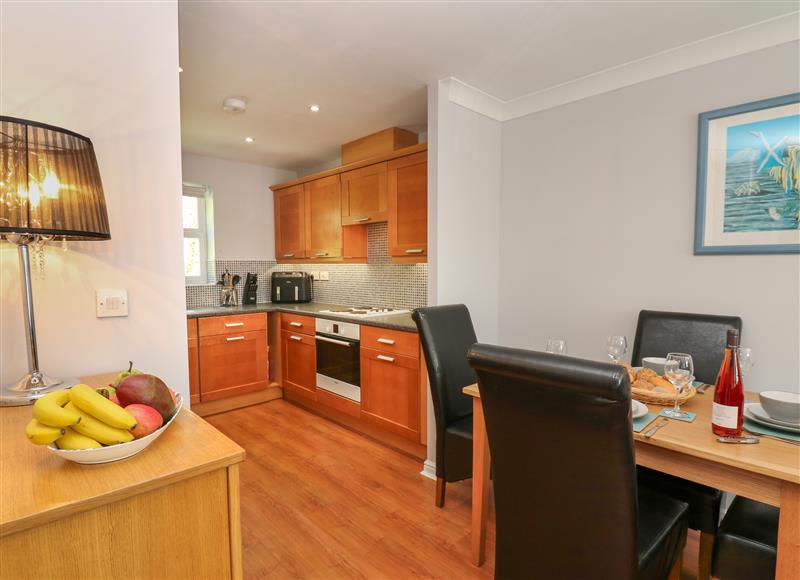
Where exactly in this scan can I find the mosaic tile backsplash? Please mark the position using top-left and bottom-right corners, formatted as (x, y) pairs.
(186, 223), (427, 310)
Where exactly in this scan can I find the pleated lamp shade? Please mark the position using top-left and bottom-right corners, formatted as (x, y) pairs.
(0, 116), (110, 240)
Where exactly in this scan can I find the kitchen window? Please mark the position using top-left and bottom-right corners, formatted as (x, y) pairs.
(183, 183), (215, 284)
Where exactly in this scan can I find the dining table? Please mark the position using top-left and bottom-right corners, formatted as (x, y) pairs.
(463, 384), (800, 579)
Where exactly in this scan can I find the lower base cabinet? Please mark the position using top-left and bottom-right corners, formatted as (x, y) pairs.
(280, 330), (317, 399)
(199, 329), (268, 402)
(360, 348), (420, 441)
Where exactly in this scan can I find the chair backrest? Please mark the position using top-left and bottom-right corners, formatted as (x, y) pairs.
(412, 305), (477, 431)
(631, 310), (743, 384)
(468, 344), (639, 580)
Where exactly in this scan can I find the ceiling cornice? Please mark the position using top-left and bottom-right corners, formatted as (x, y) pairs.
(447, 11), (800, 123)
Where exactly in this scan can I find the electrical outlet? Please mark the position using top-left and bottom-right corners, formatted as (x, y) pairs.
(319, 271), (330, 281)
(96, 289), (128, 318)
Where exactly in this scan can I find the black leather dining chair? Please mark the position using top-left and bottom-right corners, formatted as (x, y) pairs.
(632, 309), (743, 580)
(468, 344), (689, 580)
(712, 496), (779, 580)
(412, 304), (477, 507)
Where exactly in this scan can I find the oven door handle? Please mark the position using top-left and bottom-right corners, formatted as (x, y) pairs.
(315, 335), (355, 347)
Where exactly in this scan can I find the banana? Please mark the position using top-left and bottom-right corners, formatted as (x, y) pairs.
(69, 384), (136, 430)
(33, 389), (81, 427)
(65, 402), (134, 445)
(25, 419), (65, 445)
(56, 427), (102, 450)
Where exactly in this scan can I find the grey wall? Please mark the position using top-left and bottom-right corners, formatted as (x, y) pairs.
(499, 41), (800, 391)
(429, 79), (503, 342)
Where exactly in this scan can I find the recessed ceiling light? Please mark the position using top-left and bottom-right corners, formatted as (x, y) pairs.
(309, 104), (320, 113)
(244, 137), (254, 143)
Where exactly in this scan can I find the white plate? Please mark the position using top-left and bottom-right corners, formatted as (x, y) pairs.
(744, 403), (800, 433)
(47, 395), (183, 464)
(632, 399), (648, 419)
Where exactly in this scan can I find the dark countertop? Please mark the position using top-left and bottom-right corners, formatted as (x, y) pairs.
(186, 302), (417, 332)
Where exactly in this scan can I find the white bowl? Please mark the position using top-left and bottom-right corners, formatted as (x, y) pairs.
(758, 390), (800, 424)
(47, 395), (182, 464)
(642, 357), (668, 376)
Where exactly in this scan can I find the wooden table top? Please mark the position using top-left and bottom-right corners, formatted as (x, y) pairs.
(0, 374), (245, 537)
(463, 383), (799, 485)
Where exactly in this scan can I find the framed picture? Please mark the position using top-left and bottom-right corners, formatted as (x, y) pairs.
(695, 93), (800, 255)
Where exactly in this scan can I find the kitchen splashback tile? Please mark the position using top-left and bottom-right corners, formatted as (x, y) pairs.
(186, 223), (427, 310)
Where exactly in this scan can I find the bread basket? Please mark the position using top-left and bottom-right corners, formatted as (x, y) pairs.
(631, 385), (696, 406)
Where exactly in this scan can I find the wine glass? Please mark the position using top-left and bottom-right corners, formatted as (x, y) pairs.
(546, 339), (568, 355)
(740, 347), (754, 377)
(606, 335), (628, 364)
(663, 352), (694, 419)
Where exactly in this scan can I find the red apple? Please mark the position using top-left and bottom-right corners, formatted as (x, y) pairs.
(124, 404), (163, 439)
(110, 394), (121, 406)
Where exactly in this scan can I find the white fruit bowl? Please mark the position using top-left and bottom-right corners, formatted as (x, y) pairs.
(47, 395), (183, 465)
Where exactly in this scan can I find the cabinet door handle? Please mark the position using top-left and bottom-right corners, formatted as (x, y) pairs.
(283, 253), (295, 258)
(226, 336), (245, 342)
(405, 249), (424, 254)
(354, 217), (369, 222)
(290, 335), (303, 341)
(376, 354), (395, 363)
(315, 252), (329, 257)
(224, 322), (245, 327)
(289, 322), (303, 327)
(377, 338), (395, 345)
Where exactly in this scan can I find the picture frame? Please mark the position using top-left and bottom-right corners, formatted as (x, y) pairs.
(694, 93), (800, 255)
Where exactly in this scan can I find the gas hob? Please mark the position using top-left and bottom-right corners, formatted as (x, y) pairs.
(317, 306), (410, 318)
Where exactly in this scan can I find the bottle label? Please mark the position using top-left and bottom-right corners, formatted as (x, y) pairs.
(712, 402), (739, 429)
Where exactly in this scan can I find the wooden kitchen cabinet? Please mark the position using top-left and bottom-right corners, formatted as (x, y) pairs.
(274, 184), (307, 260)
(304, 175), (342, 259)
(360, 347), (420, 442)
(388, 152), (427, 260)
(340, 162), (388, 225)
(199, 329), (268, 402)
(281, 330), (317, 400)
(187, 319), (201, 405)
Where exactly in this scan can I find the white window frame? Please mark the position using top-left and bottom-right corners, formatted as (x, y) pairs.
(183, 183), (215, 285)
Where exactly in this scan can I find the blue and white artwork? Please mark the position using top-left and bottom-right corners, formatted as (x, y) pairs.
(723, 114), (800, 233)
(695, 93), (800, 255)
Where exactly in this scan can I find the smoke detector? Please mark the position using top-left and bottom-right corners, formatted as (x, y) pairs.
(222, 96), (247, 114)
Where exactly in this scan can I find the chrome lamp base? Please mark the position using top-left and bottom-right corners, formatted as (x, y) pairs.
(0, 373), (78, 406)
(1, 237), (77, 406)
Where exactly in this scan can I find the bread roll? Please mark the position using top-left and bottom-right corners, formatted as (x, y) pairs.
(632, 379), (654, 391)
(649, 376), (675, 392)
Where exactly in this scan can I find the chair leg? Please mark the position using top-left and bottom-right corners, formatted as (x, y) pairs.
(435, 477), (445, 508)
(698, 531), (715, 580)
(668, 551), (683, 580)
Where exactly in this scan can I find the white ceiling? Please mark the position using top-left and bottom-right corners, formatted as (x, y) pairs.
(179, 1), (797, 171)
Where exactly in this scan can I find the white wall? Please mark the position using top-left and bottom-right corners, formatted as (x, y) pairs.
(499, 42), (800, 391)
(425, 79), (502, 469)
(429, 79), (503, 342)
(0, 3), (189, 397)
(181, 154), (295, 261)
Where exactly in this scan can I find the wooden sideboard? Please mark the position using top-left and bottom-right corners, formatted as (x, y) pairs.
(0, 373), (245, 579)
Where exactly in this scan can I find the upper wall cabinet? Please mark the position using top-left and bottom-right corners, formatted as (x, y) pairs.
(388, 152), (427, 260)
(305, 175), (343, 259)
(274, 184), (307, 260)
(270, 142), (427, 264)
(340, 162), (388, 225)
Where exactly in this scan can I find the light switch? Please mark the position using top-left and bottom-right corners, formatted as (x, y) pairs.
(96, 289), (128, 318)
(319, 271), (330, 281)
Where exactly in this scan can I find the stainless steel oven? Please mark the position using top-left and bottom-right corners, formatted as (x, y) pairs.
(315, 318), (360, 402)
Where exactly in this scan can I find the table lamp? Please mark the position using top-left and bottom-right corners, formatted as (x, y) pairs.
(0, 116), (110, 406)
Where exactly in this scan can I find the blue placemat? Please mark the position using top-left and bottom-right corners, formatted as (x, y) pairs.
(658, 409), (696, 422)
(744, 419), (800, 442)
(633, 412), (659, 433)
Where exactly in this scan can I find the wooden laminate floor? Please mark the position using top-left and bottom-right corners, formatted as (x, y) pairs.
(207, 400), (700, 579)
